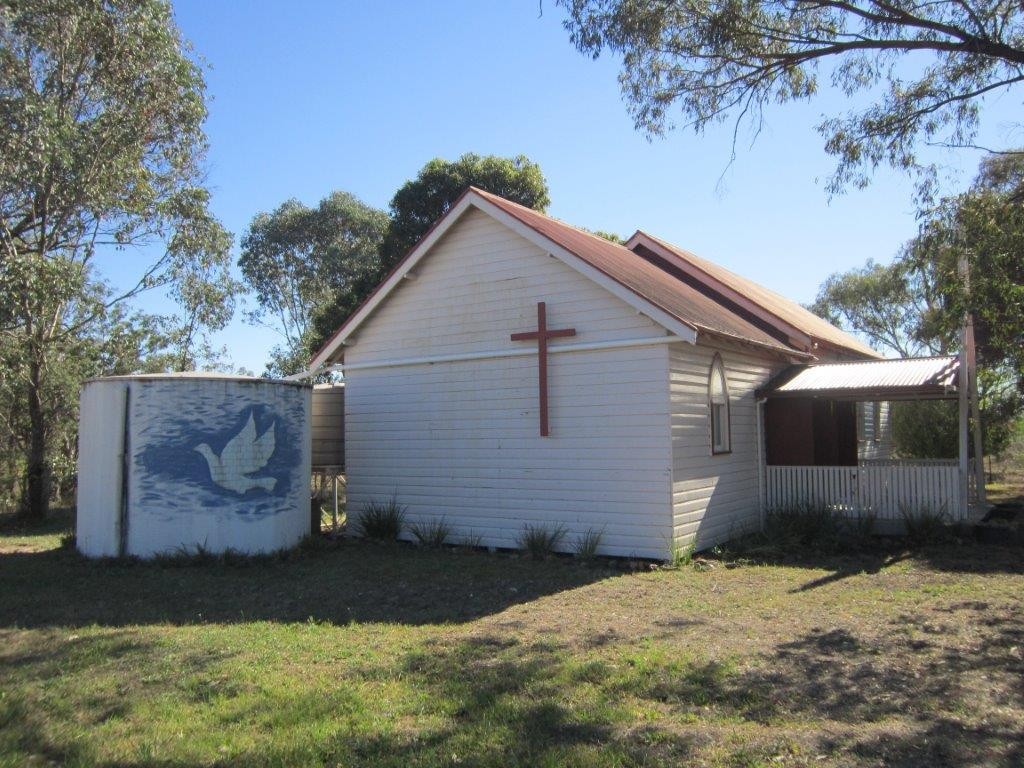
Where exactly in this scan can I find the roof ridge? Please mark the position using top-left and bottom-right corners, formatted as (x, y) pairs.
(471, 187), (636, 253)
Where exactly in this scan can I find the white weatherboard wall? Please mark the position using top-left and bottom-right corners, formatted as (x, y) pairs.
(77, 375), (311, 558)
(344, 208), (674, 558)
(670, 342), (784, 549)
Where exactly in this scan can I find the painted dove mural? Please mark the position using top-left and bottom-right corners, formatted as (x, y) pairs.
(194, 411), (278, 495)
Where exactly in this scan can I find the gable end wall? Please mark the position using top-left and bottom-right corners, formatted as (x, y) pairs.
(343, 208), (675, 559)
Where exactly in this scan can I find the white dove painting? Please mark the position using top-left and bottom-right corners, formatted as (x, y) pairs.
(115, 376), (309, 558)
(194, 411), (278, 495)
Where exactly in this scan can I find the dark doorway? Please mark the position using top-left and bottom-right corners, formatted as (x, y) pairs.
(765, 398), (857, 466)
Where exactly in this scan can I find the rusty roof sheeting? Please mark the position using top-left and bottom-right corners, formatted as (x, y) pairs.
(763, 356), (959, 399)
(474, 189), (806, 358)
(631, 231), (881, 359)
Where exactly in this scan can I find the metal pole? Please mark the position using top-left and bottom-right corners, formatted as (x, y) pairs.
(956, 255), (971, 520)
(332, 471), (339, 533)
(964, 286), (987, 515)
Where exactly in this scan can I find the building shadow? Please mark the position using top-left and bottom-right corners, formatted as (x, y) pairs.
(0, 540), (620, 630)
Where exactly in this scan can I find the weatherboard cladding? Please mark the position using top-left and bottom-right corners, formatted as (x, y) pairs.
(320, 188), (900, 556)
(670, 342), (784, 549)
(341, 207), (674, 559)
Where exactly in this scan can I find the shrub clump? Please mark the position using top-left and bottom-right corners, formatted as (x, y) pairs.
(665, 538), (695, 568)
(518, 522), (567, 559)
(409, 517), (452, 548)
(728, 503), (877, 558)
(573, 527), (605, 560)
(900, 504), (953, 545)
(357, 495), (406, 541)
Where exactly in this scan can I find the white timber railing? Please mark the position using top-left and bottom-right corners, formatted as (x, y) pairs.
(765, 460), (967, 522)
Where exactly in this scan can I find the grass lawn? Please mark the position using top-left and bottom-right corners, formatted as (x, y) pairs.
(1, 512), (1022, 767)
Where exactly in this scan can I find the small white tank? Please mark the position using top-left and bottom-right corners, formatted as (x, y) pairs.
(76, 373), (312, 558)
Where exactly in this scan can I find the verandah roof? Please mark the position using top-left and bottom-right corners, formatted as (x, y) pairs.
(758, 356), (960, 401)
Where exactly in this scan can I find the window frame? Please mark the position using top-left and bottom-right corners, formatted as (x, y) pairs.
(707, 353), (732, 455)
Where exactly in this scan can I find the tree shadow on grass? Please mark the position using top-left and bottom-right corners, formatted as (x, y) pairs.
(734, 541), (1024, 593)
(0, 541), (619, 629)
(2, 599), (1022, 766)
(311, 604), (1023, 767)
(628, 601), (1023, 766)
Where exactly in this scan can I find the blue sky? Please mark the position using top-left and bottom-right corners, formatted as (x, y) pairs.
(97, 1), (1021, 373)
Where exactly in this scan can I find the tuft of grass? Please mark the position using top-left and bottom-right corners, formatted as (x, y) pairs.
(409, 517), (452, 548)
(664, 538), (694, 569)
(461, 529), (483, 549)
(355, 494), (406, 541)
(900, 503), (951, 545)
(573, 527), (605, 560)
(517, 522), (567, 560)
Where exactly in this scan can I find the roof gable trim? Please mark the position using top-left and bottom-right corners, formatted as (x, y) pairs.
(310, 191), (700, 370)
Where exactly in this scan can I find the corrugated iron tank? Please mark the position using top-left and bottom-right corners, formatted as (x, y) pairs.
(76, 373), (312, 558)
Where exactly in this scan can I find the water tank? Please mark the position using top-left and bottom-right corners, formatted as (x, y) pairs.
(76, 373), (312, 558)
(311, 383), (344, 469)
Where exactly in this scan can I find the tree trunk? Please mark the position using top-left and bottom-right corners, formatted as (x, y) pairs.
(21, 355), (49, 521)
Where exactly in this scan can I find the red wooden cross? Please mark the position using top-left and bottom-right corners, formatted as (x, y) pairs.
(511, 302), (576, 437)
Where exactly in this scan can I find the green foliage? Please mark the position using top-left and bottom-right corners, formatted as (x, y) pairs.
(813, 153), (1024, 459)
(891, 400), (958, 459)
(382, 153), (550, 266)
(584, 229), (624, 244)
(559, 0), (1024, 194)
(573, 527), (605, 560)
(409, 517), (452, 548)
(810, 259), (947, 358)
(238, 191), (388, 376)
(906, 155), (1024, 395)
(517, 522), (567, 559)
(310, 153), (550, 351)
(356, 495), (406, 541)
(0, 0), (237, 519)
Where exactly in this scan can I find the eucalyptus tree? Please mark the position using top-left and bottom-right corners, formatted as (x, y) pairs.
(812, 152), (1024, 456)
(239, 192), (388, 376)
(0, 0), (236, 520)
(559, 0), (1024, 193)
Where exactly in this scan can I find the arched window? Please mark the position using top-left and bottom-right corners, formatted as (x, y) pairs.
(708, 354), (731, 454)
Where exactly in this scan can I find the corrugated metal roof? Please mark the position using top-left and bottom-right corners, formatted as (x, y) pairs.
(630, 231), (881, 359)
(763, 356), (959, 399)
(474, 189), (806, 357)
(313, 187), (878, 366)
